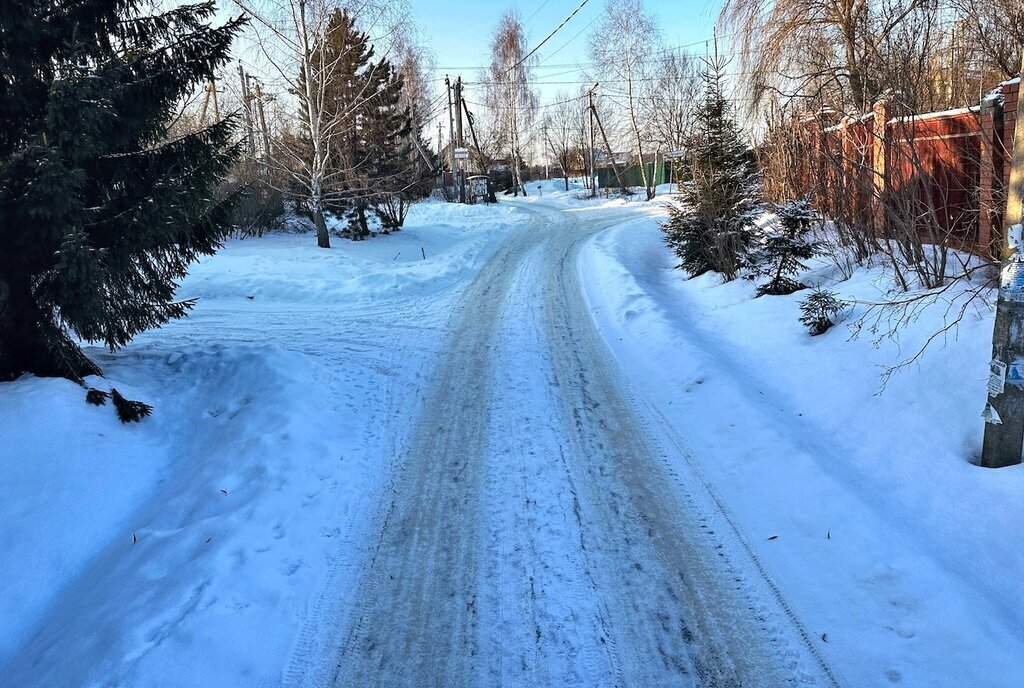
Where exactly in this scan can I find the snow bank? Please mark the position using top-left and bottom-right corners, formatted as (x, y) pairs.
(182, 200), (527, 305)
(579, 216), (1024, 687)
(0, 200), (521, 685)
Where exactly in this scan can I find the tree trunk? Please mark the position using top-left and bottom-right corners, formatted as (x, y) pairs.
(312, 204), (331, 248)
(0, 278), (101, 382)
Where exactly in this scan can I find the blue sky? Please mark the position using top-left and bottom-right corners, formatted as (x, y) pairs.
(410, 0), (723, 102)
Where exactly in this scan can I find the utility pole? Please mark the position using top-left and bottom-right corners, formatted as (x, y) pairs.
(253, 81), (271, 166)
(462, 96), (495, 203)
(590, 88), (627, 194)
(200, 81), (212, 125)
(588, 85), (597, 198)
(436, 120), (444, 194)
(200, 78), (221, 125)
(981, 56), (1024, 468)
(445, 75), (457, 203)
(237, 63), (255, 158)
(210, 77), (220, 123)
(454, 75), (465, 203)
(543, 121), (550, 179)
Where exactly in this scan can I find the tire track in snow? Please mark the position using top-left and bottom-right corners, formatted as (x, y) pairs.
(322, 225), (545, 687)
(306, 200), (839, 687)
(478, 239), (619, 687)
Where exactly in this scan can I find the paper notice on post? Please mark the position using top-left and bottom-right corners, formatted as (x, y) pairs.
(989, 360), (1007, 397)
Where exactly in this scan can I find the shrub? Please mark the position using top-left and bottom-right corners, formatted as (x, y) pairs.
(799, 288), (846, 335)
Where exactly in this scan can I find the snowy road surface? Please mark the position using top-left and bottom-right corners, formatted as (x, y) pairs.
(290, 201), (836, 687)
(4, 190), (1021, 687)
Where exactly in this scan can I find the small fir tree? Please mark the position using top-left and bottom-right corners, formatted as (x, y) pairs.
(799, 289), (846, 336)
(661, 51), (762, 281)
(755, 199), (821, 296)
(0, 0), (244, 382)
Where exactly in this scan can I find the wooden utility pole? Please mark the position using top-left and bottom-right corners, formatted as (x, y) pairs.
(981, 59), (1024, 468)
(588, 86), (597, 197)
(590, 90), (627, 194)
(462, 96), (495, 203)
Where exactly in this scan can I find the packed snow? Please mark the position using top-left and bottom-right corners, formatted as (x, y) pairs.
(1, 187), (1021, 687)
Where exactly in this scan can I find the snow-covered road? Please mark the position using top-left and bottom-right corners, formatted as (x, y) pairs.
(292, 201), (837, 687)
(4, 190), (1021, 687)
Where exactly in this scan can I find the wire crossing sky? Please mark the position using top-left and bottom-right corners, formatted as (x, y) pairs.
(412, 0), (722, 102)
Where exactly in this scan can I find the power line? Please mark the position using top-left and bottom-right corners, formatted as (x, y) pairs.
(532, 9), (604, 67)
(431, 33), (745, 76)
(508, 0), (593, 74)
(524, 0), (554, 26)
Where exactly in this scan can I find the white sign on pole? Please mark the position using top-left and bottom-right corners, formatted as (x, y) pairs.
(989, 359), (1007, 396)
(453, 147), (469, 160)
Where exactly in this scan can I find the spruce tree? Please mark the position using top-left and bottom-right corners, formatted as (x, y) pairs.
(344, 57), (412, 239)
(755, 199), (821, 297)
(372, 128), (436, 231)
(297, 10), (413, 241)
(0, 0), (243, 382)
(661, 52), (762, 281)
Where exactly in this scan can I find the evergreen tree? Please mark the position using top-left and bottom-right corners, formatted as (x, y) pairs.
(0, 0), (244, 382)
(344, 56), (412, 239)
(755, 199), (821, 297)
(661, 52), (762, 281)
(372, 128), (436, 231)
(799, 288), (846, 336)
(297, 10), (413, 241)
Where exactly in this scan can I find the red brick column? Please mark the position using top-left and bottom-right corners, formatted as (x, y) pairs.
(872, 97), (892, 233)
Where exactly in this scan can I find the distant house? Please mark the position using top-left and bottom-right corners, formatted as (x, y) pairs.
(594, 148), (631, 168)
(436, 143), (510, 175)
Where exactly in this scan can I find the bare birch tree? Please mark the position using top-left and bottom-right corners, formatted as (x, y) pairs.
(232, 0), (408, 248)
(720, 0), (940, 114)
(646, 50), (700, 155)
(483, 11), (536, 196)
(588, 0), (662, 200)
(542, 93), (581, 191)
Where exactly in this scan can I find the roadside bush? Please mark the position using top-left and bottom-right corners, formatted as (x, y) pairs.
(799, 288), (847, 335)
(755, 198), (821, 296)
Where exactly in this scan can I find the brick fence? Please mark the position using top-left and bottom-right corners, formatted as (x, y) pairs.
(797, 77), (1020, 258)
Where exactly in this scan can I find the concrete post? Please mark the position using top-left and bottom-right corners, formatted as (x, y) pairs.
(979, 94), (1005, 258)
(981, 61), (1024, 468)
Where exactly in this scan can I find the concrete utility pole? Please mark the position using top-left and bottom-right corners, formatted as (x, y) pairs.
(210, 78), (220, 123)
(981, 58), (1024, 468)
(454, 75), (465, 203)
(253, 81), (271, 165)
(200, 80), (212, 124)
(445, 75), (457, 203)
(588, 86), (597, 198)
(238, 64), (255, 158)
